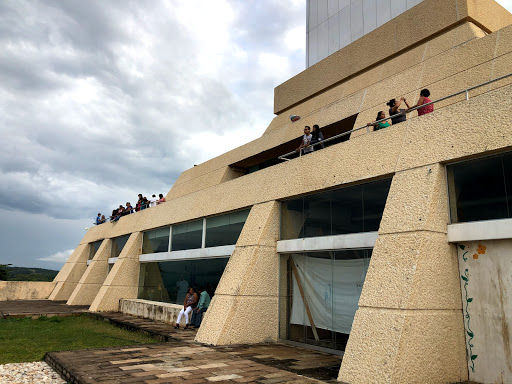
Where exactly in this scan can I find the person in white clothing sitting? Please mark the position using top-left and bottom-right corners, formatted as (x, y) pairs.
(174, 287), (198, 330)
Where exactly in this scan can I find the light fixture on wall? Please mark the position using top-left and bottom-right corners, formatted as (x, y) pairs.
(289, 115), (300, 122)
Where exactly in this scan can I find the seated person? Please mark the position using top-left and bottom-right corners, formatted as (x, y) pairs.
(149, 194), (158, 207)
(140, 197), (149, 210)
(387, 97), (410, 125)
(124, 202), (134, 215)
(100, 215), (106, 223)
(191, 286), (211, 329)
(174, 287), (198, 329)
(96, 213), (102, 225)
(368, 111), (392, 131)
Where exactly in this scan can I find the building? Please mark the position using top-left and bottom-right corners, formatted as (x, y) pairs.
(39, 0), (512, 382)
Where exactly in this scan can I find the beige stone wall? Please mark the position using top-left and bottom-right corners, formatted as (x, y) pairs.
(0, 281), (56, 301)
(339, 164), (468, 384)
(89, 232), (142, 312)
(273, 0), (512, 114)
(195, 201), (280, 345)
(66, 239), (112, 306)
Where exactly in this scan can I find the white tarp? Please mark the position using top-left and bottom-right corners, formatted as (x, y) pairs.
(290, 254), (369, 334)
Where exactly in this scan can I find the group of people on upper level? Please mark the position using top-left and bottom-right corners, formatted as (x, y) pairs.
(96, 193), (166, 225)
(371, 88), (434, 131)
(296, 124), (325, 155)
(295, 89), (434, 155)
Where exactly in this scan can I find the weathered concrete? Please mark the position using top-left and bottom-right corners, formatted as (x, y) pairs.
(0, 281), (56, 301)
(119, 299), (185, 326)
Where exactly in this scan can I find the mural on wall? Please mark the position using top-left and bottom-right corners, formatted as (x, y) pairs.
(458, 243), (485, 373)
(456, 239), (512, 384)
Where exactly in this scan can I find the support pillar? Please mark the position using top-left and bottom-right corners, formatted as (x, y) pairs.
(48, 243), (89, 301)
(196, 201), (280, 345)
(67, 239), (111, 306)
(339, 164), (468, 383)
(89, 232), (142, 312)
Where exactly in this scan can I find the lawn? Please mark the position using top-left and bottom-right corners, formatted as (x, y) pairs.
(0, 315), (158, 364)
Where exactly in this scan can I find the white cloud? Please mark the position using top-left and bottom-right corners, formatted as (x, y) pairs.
(38, 249), (74, 263)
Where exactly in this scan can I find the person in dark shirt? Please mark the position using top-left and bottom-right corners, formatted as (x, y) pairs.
(311, 124), (325, 149)
(387, 97), (410, 125)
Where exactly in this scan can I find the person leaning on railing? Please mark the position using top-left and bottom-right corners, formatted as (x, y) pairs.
(296, 126), (314, 155)
(407, 88), (434, 116)
(311, 124), (325, 149)
(368, 111), (392, 131)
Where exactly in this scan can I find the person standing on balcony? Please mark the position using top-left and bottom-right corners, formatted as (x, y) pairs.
(296, 126), (313, 155)
(387, 97), (410, 125)
(369, 111), (392, 131)
(409, 88), (434, 116)
(311, 124), (325, 149)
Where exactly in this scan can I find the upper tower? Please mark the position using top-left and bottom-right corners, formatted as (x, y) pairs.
(307, 0), (424, 67)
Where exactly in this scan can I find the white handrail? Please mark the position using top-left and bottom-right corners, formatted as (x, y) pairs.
(278, 72), (512, 161)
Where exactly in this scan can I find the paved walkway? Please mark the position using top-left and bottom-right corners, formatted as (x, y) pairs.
(0, 300), (89, 318)
(46, 312), (342, 384)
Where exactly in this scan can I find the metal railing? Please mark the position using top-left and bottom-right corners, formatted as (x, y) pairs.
(278, 72), (512, 161)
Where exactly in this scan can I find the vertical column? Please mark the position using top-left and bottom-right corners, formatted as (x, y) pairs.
(195, 201), (280, 345)
(67, 239), (111, 306)
(89, 232), (142, 312)
(48, 243), (89, 301)
(339, 164), (468, 383)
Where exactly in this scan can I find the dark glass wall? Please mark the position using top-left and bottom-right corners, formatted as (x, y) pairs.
(89, 240), (103, 260)
(171, 220), (203, 251)
(205, 209), (250, 247)
(111, 234), (130, 258)
(281, 178), (392, 239)
(138, 258), (229, 304)
(142, 227), (170, 254)
(448, 152), (512, 223)
(280, 249), (372, 351)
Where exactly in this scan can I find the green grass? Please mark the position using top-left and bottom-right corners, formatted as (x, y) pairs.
(0, 315), (159, 364)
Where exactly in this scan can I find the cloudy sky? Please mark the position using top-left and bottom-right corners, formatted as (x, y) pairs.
(1, 0), (511, 270)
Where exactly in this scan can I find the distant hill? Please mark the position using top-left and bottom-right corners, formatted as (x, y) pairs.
(4, 266), (59, 282)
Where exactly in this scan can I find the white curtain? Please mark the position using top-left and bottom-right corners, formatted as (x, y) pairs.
(290, 254), (369, 334)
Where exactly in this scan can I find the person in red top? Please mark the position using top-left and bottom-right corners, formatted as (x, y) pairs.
(157, 193), (166, 204)
(409, 88), (434, 116)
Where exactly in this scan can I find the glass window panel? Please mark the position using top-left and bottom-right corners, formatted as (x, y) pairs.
(142, 227), (170, 254)
(111, 234), (130, 258)
(89, 240), (103, 260)
(280, 198), (304, 240)
(205, 209), (250, 248)
(363, 178), (392, 232)
(138, 258), (229, 304)
(303, 192), (331, 238)
(448, 154), (508, 222)
(171, 220), (203, 251)
(504, 153), (512, 218)
(331, 184), (364, 235)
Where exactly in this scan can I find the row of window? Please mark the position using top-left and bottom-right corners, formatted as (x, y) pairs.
(142, 209), (251, 254)
(88, 150), (512, 261)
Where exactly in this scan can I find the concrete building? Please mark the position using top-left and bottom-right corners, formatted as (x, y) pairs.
(7, 0), (512, 382)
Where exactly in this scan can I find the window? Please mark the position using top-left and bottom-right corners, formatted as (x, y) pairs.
(447, 152), (512, 223)
(138, 258), (229, 304)
(111, 234), (130, 258)
(142, 227), (170, 254)
(279, 249), (372, 351)
(280, 178), (392, 240)
(88, 240), (103, 260)
(171, 220), (203, 251)
(205, 210), (250, 247)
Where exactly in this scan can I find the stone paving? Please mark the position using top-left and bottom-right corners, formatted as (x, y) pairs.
(0, 361), (65, 384)
(0, 300), (89, 318)
(46, 311), (342, 384)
